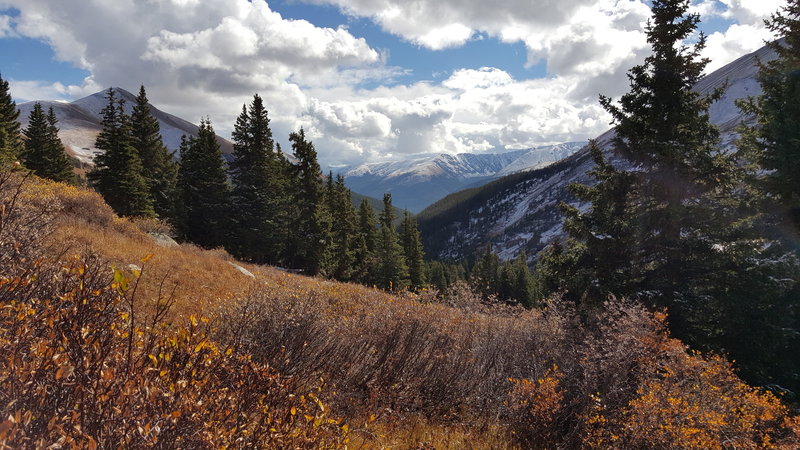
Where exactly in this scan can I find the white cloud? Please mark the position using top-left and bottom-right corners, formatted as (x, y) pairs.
(0, 0), (785, 167)
(0, 14), (17, 38)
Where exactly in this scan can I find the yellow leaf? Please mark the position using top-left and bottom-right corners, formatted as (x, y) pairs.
(341, 424), (349, 433)
(290, 407), (297, 416)
(141, 253), (154, 263)
(148, 354), (158, 366)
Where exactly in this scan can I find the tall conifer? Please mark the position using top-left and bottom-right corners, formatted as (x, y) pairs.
(228, 95), (288, 263)
(22, 104), (74, 183)
(176, 119), (230, 248)
(88, 88), (154, 217)
(376, 194), (408, 290)
(287, 128), (326, 274)
(400, 210), (426, 289)
(0, 73), (22, 163)
(130, 85), (179, 222)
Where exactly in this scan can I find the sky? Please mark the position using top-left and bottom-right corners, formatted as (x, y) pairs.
(0, 0), (784, 166)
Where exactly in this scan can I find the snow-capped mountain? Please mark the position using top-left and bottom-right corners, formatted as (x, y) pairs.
(336, 142), (586, 213)
(18, 88), (233, 164)
(418, 42), (777, 262)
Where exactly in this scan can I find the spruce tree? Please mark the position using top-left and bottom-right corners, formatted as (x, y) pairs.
(354, 198), (378, 284)
(88, 88), (154, 217)
(734, 1), (800, 392)
(376, 194), (408, 290)
(0, 73), (22, 163)
(176, 119), (231, 248)
(22, 103), (74, 183)
(324, 174), (357, 280)
(228, 95), (288, 263)
(130, 85), (179, 222)
(287, 128), (326, 274)
(400, 210), (426, 289)
(470, 244), (500, 299)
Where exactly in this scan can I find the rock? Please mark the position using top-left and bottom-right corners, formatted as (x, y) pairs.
(149, 232), (179, 247)
(228, 262), (255, 279)
(128, 264), (141, 272)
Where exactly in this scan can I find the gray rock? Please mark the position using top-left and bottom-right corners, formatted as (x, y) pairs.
(149, 232), (179, 247)
(228, 262), (255, 279)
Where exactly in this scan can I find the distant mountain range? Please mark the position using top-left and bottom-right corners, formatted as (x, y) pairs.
(418, 42), (775, 263)
(17, 88), (233, 165)
(334, 142), (587, 213)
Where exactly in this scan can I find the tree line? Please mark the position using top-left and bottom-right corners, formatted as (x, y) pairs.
(0, 82), (427, 291)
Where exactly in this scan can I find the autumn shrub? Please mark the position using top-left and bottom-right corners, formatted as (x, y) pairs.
(0, 172), (345, 448)
(576, 302), (800, 449)
(217, 278), (573, 424)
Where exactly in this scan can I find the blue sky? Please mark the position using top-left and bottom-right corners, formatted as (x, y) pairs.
(0, 0), (784, 165)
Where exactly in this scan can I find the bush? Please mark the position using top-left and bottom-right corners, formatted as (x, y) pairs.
(0, 172), (346, 448)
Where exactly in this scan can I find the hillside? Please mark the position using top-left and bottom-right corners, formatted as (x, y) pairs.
(18, 88), (234, 164)
(1, 165), (798, 447)
(418, 42), (778, 262)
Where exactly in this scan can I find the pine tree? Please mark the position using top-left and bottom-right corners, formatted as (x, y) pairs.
(228, 95), (288, 263)
(376, 194), (409, 290)
(21, 104), (74, 183)
(176, 119), (231, 248)
(0, 73), (22, 163)
(400, 210), (426, 289)
(88, 88), (154, 217)
(287, 128), (326, 274)
(130, 85), (179, 222)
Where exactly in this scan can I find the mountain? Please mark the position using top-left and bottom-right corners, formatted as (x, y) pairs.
(336, 142), (586, 213)
(418, 42), (777, 263)
(17, 87), (233, 165)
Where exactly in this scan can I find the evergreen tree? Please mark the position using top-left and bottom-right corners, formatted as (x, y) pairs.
(376, 194), (409, 290)
(738, 2), (800, 231)
(228, 95), (288, 263)
(470, 243), (500, 298)
(176, 119), (231, 248)
(287, 128), (326, 275)
(21, 104), (74, 183)
(537, 141), (638, 303)
(354, 198), (379, 284)
(130, 85), (179, 222)
(324, 174), (357, 280)
(88, 88), (154, 217)
(400, 210), (426, 289)
(0, 73), (22, 163)
(733, 1), (800, 392)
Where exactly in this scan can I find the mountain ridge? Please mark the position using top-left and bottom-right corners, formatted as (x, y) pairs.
(18, 87), (234, 164)
(335, 141), (587, 212)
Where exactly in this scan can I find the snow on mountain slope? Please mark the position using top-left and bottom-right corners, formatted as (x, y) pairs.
(337, 143), (587, 213)
(418, 42), (777, 263)
(18, 88), (233, 164)
(496, 142), (588, 177)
